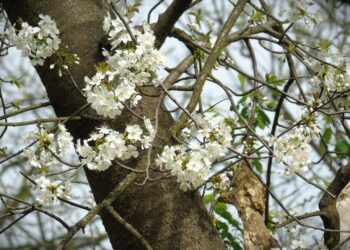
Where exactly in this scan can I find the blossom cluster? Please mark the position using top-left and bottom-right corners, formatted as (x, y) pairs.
(35, 176), (71, 205)
(25, 124), (75, 170)
(24, 125), (75, 204)
(76, 118), (155, 171)
(309, 52), (350, 93)
(156, 113), (233, 191)
(6, 14), (61, 66)
(271, 123), (320, 175)
(272, 206), (327, 249)
(25, 119), (155, 203)
(83, 14), (165, 119)
(281, 0), (323, 30)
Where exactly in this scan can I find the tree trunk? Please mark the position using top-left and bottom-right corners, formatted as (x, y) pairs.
(1, 1), (225, 249)
(221, 162), (280, 249)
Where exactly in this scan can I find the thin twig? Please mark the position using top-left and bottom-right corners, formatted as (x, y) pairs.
(0, 116), (81, 127)
(56, 173), (136, 250)
(0, 101), (51, 120)
(0, 103), (90, 165)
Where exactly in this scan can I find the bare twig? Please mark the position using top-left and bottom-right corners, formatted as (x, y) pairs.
(171, 0), (248, 135)
(0, 116), (81, 127)
(56, 173), (136, 250)
(0, 101), (51, 120)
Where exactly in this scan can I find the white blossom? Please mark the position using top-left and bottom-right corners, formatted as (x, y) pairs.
(271, 124), (319, 175)
(141, 117), (155, 149)
(25, 148), (57, 169)
(34, 176), (71, 205)
(76, 121), (154, 171)
(126, 124), (143, 142)
(307, 51), (350, 95)
(57, 124), (74, 154)
(6, 14), (61, 66)
(211, 173), (231, 191)
(24, 125), (74, 170)
(156, 113), (233, 191)
(76, 139), (96, 165)
(105, 0), (128, 18)
(83, 15), (166, 119)
(291, 239), (307, 249)
(84, 84), (123, 119)
(286, 0), (324, 30)
(218, 173), (230, 190)
(130, 94), (142, 107)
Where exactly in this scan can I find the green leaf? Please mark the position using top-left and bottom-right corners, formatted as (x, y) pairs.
(238, 73), (245, 91)
(216, 220), (243, 250)
(214, 203), (242, 231)
(266, 222), (276, 233)
(320, 142), (326, 156)
(127, 2), (142, 14)
(12, 100), (22, 108)
(11, 79), (22, 89)
(250, 10), (265, 23)
(16, 17), (24, 26)
(214, 203), (243, 249)
(323, 180), (329, 187)
(207, 106), (217, 113)
(288, 43), (297, 53)
(188, 9), (202, 24)
(94, 61), (109, 73)
(252, 160), (263, 173)
(0, 147), (7, 155)
(0, 78), (22, 89)
(323, 114), (333, 124)
(319, 40), (331, 50)
(203, 193), (215, 204)
(322, 128), (332, 144)
(237, 95), (248, 108)
(255, 108), (270, 129)
(193, 48), (206, 60)
(216, 220), (229, 232)
(240, 106), (249, 121)
(214, 201), (227, 209)
(318, 64), (330, 78)
(335, 140), (350, 158)
(320, 128), (332, 155)
(267, 101), (277, 110)
(265, 73), (283, 86)
(224, 117), (236, 129)
(271, 88), (281, 98)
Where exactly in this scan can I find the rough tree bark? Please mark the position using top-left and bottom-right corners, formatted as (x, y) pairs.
(1, 1), (226, 249)
(319, 165), (350, 248)
(221, 161), (280, 250)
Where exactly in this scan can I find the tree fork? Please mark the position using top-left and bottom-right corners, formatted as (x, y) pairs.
(1, 1), (225, 249)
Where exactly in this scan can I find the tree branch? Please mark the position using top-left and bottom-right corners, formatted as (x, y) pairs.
(0, 116), (81, 127)
(153, 0), (192, 47)
(56, 173), (136, 250)
(171, 0), (248, 135)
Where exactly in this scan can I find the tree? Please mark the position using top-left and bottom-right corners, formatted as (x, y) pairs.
(0, 0), (350, 249)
